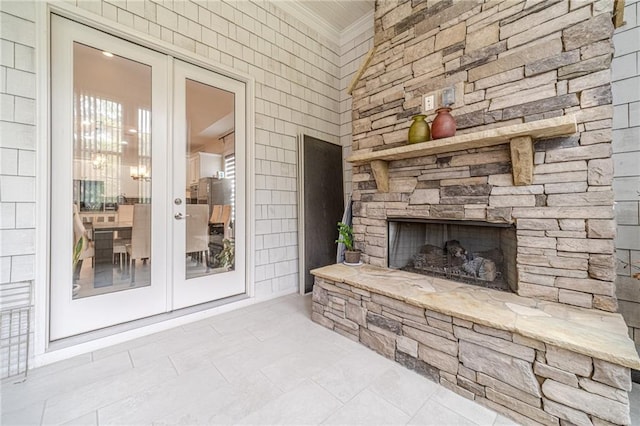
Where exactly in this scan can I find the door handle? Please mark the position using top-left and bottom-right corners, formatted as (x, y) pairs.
(174, 213), (191, 220)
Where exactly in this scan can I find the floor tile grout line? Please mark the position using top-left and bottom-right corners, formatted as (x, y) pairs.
(256, 365), (288, 394)
(127, 350), (135, 369)
(404, 380), (445, 425)
(209, 358), (231, 385)
(308, 375), (346, 405)
(246, 325), (269, 342)
(259, 367), (300, 403)
(433, 393), (488, 426)
(41, 357), (181, 425)
(307, 378), (346, 426)
(404, 397), (426, 426)
(492, 413), (505, 426)
(93, 326), (193, 362)
(228, 375), (291, 424)
(168, 355), (180, 376)
(15, 355), (94, 383)
(365, 377), (423, 419)
(89, 378), (153, 425)
(38, 398), (47, 426)
(2, 358), (133, 420)
(436, 398), (477, 426)
(207, 322), (222, 336)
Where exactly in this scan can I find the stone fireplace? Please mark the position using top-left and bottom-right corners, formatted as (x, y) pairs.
(349, 118), (620, 311)
(346, 0), (620, 313)
(311, 1), (640, 425)
(347, 112), (618, 311)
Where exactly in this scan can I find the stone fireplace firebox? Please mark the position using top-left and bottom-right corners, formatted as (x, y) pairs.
(388, 219), (517, 292)
(311, 1), (640, 425)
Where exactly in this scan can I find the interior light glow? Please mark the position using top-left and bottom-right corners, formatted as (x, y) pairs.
(130, 165), (150, 181)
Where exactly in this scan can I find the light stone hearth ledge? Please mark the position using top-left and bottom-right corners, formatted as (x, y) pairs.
(311, 263), (640, 370)
(346, 115), (577, 191)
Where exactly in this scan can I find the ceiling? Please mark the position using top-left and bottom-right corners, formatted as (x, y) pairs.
(300, 1), (374, 33)
(277, 0), (375, 44)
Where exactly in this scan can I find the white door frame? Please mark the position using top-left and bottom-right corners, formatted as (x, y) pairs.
(296, 134), (306, 295)
(34, 2), (255, 366)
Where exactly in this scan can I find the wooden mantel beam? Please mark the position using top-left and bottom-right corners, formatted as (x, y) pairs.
(347, 115), (577, 191)
(510, 136), (534, 186)
(370, 160), (389, 193)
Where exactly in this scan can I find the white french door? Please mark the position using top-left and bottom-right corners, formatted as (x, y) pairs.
(172, 60), (246, 309)
(49, 16), (246, 340)
(50, 16), (170, 340)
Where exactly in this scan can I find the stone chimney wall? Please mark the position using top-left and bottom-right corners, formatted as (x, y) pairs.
(350, 0), (618, 311)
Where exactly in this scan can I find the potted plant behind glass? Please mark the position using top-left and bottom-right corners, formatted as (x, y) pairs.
(214, 239), (235, 270)
(336, 222), (361, 264)
(72, 237), (84, 297)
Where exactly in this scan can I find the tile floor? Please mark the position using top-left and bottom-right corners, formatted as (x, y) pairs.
(1, 294), (639, 425)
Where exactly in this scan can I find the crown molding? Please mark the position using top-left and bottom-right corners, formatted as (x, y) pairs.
(274, 3), (374, 48)
(340, 10), (374, 47)
(273, 2), (342, 46)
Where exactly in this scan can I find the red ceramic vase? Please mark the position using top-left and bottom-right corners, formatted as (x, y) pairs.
(431, 107), (456, 139)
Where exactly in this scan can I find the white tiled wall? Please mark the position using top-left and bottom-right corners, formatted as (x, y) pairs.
(0, 1), (36, 312)
(0, 0), (35, 379)
(612, 0), (640, 344)
(0, 0), (374, 375)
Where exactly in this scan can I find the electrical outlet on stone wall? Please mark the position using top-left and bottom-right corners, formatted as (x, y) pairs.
(422, 82), (464, 113)
(424, 94), (435, 112)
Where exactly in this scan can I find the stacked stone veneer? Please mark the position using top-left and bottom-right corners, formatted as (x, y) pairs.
(312, 278), (634, 425)
(350, 1), (619, 311)
(611, 0), (640, 346)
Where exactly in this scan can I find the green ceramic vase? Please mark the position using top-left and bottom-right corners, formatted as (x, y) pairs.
(408, 114), (430, 144)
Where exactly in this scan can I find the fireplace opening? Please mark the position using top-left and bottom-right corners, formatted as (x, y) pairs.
(388, 219), (517, 292)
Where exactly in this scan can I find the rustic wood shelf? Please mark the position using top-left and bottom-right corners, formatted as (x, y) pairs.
(346, 115), (577, 191)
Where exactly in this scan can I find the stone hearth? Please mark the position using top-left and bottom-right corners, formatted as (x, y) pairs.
(311, 264), (640, 425)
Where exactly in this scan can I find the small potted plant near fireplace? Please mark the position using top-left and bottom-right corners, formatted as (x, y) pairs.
(336, 222), (361, 265)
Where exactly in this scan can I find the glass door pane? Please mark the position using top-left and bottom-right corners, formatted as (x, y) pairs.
(172, 61), (246, 309)
(50, 16), (169, 340)
(72, 42), (153, 298)
(184, 79), (235, 279)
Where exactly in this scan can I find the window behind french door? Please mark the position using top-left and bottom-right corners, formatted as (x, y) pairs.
(50, 15), (246, 340)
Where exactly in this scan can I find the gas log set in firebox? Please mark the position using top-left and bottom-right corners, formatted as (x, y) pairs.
(404, 240), (505, 288)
